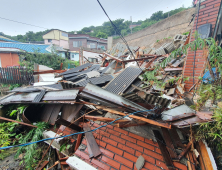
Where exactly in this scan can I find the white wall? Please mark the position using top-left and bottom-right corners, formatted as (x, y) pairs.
(83, 51), (102, 63)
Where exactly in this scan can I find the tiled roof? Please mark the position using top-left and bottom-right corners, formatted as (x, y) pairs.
(0, 38), (19, 42)
(0, 42), (50, 53)
(74, 122), (188, 170)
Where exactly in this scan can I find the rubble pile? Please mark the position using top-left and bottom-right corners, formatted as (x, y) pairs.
(0, 34), (215, 170)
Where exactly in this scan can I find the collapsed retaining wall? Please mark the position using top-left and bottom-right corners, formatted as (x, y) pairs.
(113, 8), (195, 47)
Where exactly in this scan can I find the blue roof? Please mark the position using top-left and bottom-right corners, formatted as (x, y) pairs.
(0, 38), (19, 42)
(0, 42), (50, 53)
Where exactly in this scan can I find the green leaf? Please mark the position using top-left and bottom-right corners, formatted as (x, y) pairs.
(9, 110), (18, 117)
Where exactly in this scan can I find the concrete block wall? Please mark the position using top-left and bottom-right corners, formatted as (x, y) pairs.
(183, 0), (221, 91)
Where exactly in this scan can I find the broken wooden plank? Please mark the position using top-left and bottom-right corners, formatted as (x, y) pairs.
(96, 106), (171, 129)
(83, 123), (101, 157)
(74, 134), (83, 152)
(55, 118), (81, 131)
(153, 130), (176, 170)
(48, 104), (62, 125)
(36, 160), (49, 170)
(197, 140), (215, 170)
(169, 128), (185, 148)
(161, 128), (178, 159)
(145, 56), (158, 68)
(0, 116), (37, 128)
(84, 115), (131, 123)
(178, 141), (192, 160)
(187, 151), (196, 170)
(114, 122), (147, 128)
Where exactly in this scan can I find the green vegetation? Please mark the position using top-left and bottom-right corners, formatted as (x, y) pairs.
(0, 104), (49, 169)
(63, 60), (79, 69)
(0, 6), (188, 42)
(20, 51), (65, 70)
(0, 122), (18, 160)
(15, 122), (49, 170)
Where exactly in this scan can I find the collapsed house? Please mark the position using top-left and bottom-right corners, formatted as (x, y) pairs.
(1, 0), (222, 170)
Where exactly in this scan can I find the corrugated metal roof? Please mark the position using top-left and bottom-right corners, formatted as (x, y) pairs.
(0, 42), (50, 53)
(0, 38), (19, 42)
(104, 67), (142, 94)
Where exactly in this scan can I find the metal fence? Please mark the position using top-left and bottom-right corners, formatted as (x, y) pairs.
(0, 67), (33, 85)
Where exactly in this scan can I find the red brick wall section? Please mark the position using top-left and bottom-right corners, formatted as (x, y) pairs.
(74, 122), (187, 170)
(183, 0), (221, 91)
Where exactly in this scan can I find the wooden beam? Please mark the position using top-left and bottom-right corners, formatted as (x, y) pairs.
(145, 56), (158, 68)
(36, 160), (49, 170)
(74, 134), (83, 152)
(197, 141), (214, 170)
(161, 128), (178, 159)
(187, 151), (196, 170)
(114, 122), (147, 128)
(0, 116), (37, 128)
(121, 56), (156, 63)
(104, 52), (123, 62)
(55, 118), (82, 131)
(153, 130), (176, 170)
(84, 115), (131, 123)
(96, 106), (171, 129)
(178, 141), (192, 160)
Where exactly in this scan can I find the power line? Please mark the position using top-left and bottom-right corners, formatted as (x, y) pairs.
(0, 16), (48, 30)
(96, 0), (142, 70)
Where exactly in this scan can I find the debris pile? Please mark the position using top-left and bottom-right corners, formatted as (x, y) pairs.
(0, 33), (216, 170)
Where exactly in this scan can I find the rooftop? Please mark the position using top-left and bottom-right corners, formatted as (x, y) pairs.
(0, 42), (50, 53)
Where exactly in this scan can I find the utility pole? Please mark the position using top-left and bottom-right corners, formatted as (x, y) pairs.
(130, 16), (132, 34)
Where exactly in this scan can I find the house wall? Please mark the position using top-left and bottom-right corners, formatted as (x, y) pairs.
(83, 51), (102, 64)
(43, 30), (68, 41)
(0, 53), (20, 67)
(69, 38), (87, 51)
(44, 39), (69, 50)
(68, 34), (107, 51)
(183, 0), (221, 91)
(70, 52), (79, 61)
(113, 8), (195, 47)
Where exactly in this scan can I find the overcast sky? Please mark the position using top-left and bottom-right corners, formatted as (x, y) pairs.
(0, 0), (193, 36)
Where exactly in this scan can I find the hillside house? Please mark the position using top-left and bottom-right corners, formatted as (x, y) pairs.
(43, 29), (69, 50)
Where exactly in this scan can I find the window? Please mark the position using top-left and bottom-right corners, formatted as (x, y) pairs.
(73, 41), (82, 47)
(98, 45), (105, 50)
(48, 39), (52, 43)
(62, 32), (68, 37)
(87, 42), (96, 48)
(72, 54), (75, 58)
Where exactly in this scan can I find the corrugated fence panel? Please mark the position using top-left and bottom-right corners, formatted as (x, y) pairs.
(0, 67), (33, 85)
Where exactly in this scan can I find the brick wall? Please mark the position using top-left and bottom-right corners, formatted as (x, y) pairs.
(183, 0), (221, 91)
(75, 122), (187, 170)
